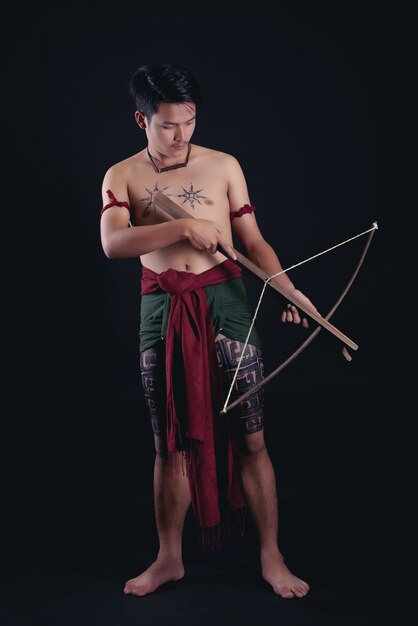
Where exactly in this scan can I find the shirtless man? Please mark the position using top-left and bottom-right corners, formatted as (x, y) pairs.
(100, 63), (315, 599)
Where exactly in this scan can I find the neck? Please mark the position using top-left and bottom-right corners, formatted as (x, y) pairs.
(147, 144), (191, 173)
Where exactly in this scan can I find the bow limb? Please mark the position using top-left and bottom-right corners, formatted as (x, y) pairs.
(221, 223), (377, 413)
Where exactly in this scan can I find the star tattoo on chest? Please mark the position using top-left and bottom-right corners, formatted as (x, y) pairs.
(140, 183), (171, 216)
(176, 184), (209, 209)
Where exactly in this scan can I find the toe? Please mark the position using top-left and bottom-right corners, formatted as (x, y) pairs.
(299, 584), (310, 596)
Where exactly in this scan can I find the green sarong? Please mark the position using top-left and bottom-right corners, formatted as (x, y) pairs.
(139, 276), (262, 353)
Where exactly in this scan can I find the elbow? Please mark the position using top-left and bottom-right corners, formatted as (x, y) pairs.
(102, 237), (119, 259)
(246, 236), (268, 258)
(104, 248), (116, 260)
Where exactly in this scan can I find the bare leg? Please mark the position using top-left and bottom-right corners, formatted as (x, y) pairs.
(124, 443), (191, 596)
(235, 433), (310, 599)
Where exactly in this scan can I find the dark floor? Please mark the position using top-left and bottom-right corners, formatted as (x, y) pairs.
(2, 535), (415, 626)
(2, 467), (416, 626)
(2, 364), (416, 626)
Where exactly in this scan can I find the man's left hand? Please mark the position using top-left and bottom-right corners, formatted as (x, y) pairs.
(281, 289), (319, 329)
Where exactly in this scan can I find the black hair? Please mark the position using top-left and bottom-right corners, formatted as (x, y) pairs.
(129, 63), (203, 120)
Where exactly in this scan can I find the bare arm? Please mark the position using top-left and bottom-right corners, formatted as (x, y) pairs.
(101, 213), (192, 259)
(226, 155), (294, 288)
(226, 155), (317, 325)
(100, 165), (233, 259)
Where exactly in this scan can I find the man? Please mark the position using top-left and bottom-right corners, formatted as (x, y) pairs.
(100, 63), (315, 599)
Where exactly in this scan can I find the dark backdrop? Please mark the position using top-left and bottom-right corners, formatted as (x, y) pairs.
(2, 0), (415, 603)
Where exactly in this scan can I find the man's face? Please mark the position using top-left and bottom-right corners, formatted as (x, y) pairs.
(145, 101), (196, 156)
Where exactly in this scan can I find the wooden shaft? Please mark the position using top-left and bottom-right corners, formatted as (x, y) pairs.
(153, 191), (358, 351)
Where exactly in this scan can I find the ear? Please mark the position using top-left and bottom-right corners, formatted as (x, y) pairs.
(135, 111), (147, 129)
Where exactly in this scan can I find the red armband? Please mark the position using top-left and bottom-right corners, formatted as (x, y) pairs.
(101, 189), (131, 215)
(230, 204), (256, 220)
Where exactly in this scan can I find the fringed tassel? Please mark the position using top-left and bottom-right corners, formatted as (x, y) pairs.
(222, 510), (232, 542)
(199, 506), (247, 551)
(167, 437), (203, 478)
(200, 524), (222, 552)
(235, 506), (247, 538)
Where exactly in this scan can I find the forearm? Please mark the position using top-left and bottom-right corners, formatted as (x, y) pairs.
(246, 239), (295, 291)
(102, 219), (189, 259)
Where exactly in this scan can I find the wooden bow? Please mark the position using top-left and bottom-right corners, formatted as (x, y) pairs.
(152, 191), (376, 411)
(221, 222), (377, 412)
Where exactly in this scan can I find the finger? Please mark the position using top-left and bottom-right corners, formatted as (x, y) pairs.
(290, 305), (302, 324)
(286, 304), (293, 322)
(225, 245), (237, 261)
(302, 318), (309, 328)
(219, 239), (237, 261)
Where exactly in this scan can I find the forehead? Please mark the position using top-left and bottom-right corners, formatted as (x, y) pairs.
(153, 102), (196, 122)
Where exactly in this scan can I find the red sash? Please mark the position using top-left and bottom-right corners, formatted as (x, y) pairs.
(141, 259), (245, 547)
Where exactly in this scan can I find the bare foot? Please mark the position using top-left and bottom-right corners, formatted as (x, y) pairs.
(261, 549), (310, 599)
(123, 558), (185, 597)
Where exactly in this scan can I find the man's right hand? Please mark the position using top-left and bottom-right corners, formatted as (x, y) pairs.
(183, 218), (237, 260)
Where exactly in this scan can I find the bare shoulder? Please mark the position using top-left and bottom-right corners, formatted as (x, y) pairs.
(101, 151), (148, 201)
(101, 152), (147, 208)
(193, 145), (241, 167)
(191, 146), (244, 187)
(103, 150), (146, 181)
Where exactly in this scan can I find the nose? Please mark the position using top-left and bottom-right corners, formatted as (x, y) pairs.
(174, 125), (186, 141)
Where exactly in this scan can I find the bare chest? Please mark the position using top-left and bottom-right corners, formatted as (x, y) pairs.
(127, 166), (229, 226)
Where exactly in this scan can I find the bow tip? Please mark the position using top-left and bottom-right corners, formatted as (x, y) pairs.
(342, 346), (353, 362)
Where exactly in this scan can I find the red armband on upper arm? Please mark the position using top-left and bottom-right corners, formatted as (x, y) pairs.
(230, 204), (256, 220)
(101, 189), (131, 215)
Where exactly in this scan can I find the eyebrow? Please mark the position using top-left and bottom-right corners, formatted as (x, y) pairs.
(161, 116), (196, 125)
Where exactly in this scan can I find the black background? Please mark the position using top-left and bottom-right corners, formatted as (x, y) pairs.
(1, 1), (416, 624)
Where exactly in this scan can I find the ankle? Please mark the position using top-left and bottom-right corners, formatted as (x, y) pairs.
(157, 546), (183, 564)
(260, 545), (283, 560)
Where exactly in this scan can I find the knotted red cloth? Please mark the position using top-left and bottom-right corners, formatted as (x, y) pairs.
(230, 204), (256, 220)
(141, 259), (246, 546)
(101, 189), (131, 215)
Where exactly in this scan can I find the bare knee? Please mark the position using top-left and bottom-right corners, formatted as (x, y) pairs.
(234, 431), (267, 459)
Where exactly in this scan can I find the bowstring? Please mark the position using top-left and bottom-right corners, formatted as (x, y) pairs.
(221, 222), (378, 413)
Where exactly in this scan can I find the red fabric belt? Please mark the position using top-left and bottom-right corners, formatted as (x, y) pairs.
(141, 259), (245, 539)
